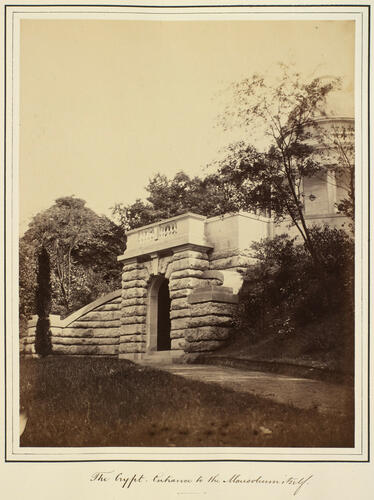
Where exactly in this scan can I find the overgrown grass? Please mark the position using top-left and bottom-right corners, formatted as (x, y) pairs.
(204, 312), (354, 379)
(20, 357), (354, 448)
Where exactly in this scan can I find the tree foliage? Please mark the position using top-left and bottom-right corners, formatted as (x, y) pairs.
(235, 227), (354, 359)
(35, 247), (52, 357)
(213, 66), (344, 263)
(20, 196), (125, 318)
(112, 171), (233, 231)
(112, 67), (354, 250)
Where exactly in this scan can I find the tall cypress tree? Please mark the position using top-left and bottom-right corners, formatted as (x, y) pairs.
(35, 246), (52, 357)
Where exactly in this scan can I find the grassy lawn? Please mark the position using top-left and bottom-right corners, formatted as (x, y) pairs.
(20, 357), (354, 448)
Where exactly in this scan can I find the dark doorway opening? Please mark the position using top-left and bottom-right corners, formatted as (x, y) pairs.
(157, 278), (171, 351)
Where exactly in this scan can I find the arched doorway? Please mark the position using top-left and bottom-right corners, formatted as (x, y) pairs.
(147, 276), (171, 352)
(157, 279), (171, 350)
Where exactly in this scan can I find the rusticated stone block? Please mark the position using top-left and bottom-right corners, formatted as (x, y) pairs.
(122, 268), (149, 282)
(98, 303), (121, 312)
(122, 262), (144, 273)
(122, 279), (147, 289)
(201, 270), (224, 282)
(210, 256), (240, 270)
(171, 317), (190, 331)
(188, 286), (238, 305)
(75, 310), (120, 322)
(70, 320), (121, 329)
(171, 338), (185, 350)
(121, 297), (147, 307)
(121, 316), (146, 325)
(121, 305), (147, 316)
(184, 339), (227, 353)
(122, 323), (146, 335)
(52, 336), (119, 346)
(170, 308), (191, 320)
(188, 315), (232, 328)
(184, 326), (231, 342)
(122, 287), (147, 299)
(120, 334), (144, 343)
(170, 297), (190, 310)
(191, 302), (237, 317)
(170, 288), (191, 299)
(23, 335), (35, 344)
(119, 342), (146, 354)
(170, 257), (209, 273)
(210, 248), (240, 258)
(53, 345), (118, 355)
(172, 250), (209, 261)
(170, 329), (185, 339)
(169, 277), (205, 291)
(64, 327), (120, 338)
(169, 269), (203, 280)
(200, 279), (223, 287)
(51, 327), (63, 336)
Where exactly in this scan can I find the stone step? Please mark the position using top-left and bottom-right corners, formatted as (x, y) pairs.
(140, 350), (184, 364)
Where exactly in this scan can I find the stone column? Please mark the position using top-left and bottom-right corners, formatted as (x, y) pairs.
(185, 285), (238, 353)
(167, 245), (212, 352)
(119, 259), (149, 359)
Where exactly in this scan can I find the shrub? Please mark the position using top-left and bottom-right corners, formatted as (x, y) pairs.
(235, 226), (354, 352)
(35, 247), (52, 357)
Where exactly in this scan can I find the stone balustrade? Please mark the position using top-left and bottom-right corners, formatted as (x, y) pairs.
(120, 212), (210, 261)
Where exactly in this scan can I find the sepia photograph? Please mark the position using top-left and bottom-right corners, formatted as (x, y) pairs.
(17, 10), (357, 450)
(2, 1), (370, 482)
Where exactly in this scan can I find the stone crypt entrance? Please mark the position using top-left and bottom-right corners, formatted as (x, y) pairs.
(157, 278), (171, 351)
(116, 212), (263, 360)
(147, 275), (171, 352)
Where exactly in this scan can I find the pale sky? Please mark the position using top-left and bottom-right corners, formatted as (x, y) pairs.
(20, 19), (354, 232)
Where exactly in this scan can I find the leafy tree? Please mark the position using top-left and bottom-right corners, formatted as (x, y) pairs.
(35, 246), (52, 357)
(21, 196), (125, 317)
(112, 171), (233, 231)
(214, 65), (342, 264)
(112, 198), (160, 231)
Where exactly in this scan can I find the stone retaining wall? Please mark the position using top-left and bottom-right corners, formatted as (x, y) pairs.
(23, 290), (122, 357)
(23, 246), (252, 359)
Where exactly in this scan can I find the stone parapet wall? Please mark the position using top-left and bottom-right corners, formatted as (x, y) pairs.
(23, 291), (122, 357)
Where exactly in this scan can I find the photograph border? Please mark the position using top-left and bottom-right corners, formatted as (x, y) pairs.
(2, 0), (371, 465)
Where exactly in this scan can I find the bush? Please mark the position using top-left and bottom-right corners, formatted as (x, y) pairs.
(235, 226), (354, 352)
(35, 317), (52, 358)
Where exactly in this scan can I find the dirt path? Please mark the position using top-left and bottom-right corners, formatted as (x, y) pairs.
(141, 362), (353, 416)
